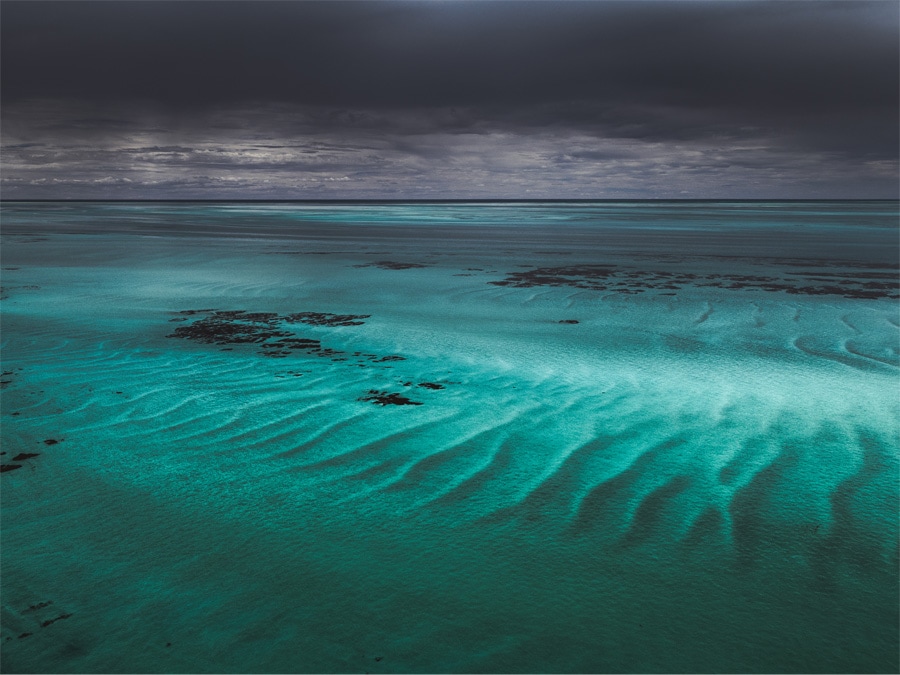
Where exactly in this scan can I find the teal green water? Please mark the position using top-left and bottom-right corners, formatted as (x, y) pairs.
(1, 202), (898, 673)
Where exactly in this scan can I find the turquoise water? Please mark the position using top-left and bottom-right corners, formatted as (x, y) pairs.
(1, 201), (898, 673)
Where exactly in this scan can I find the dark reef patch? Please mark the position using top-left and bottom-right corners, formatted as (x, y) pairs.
(354, 261), (428, 270)
(285, 312), (370, 327)
(167, 310), (289, 347)
(166, 309), (406, 367)
(489, 264), (899, 299)
(266, 250), (338, 255)
(359, 390), (423, 406)
(0, 464), (23, 473)
(559, 319), (580, 324)
(41, 613), (73, 628)
(417, 382), (445, 390)
(491, 265), (617, 291)
(23, 601), (53, 613)
(12, 453), (39, 461)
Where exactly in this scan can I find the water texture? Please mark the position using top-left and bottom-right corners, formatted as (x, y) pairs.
(1, 201), (898, 673)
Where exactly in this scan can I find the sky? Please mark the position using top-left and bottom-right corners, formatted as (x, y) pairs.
(1, 0), (897, 200)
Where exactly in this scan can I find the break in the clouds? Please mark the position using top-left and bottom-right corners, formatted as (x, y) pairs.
(1, 1), (897, 199)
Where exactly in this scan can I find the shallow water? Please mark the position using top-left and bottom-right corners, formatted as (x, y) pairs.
(1, 201), (898, 673)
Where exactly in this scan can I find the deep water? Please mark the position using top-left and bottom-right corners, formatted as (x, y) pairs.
(1, 201), (898, 673)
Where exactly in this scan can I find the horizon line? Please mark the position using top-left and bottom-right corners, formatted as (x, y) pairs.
(2, 198), (898, 204)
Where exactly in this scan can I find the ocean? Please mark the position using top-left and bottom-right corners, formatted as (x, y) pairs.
(1, 201), (897, 673)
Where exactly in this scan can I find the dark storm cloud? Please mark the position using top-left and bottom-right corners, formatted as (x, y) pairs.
(4, 1), (897, 111)
(1, 1), (897, 198)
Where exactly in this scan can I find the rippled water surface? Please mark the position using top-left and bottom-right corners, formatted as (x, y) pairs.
(1, 201), (898, 673)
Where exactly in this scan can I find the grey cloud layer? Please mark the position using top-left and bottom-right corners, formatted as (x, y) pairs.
(1, 1), (897, 198)
(2, 101), (894, 199)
